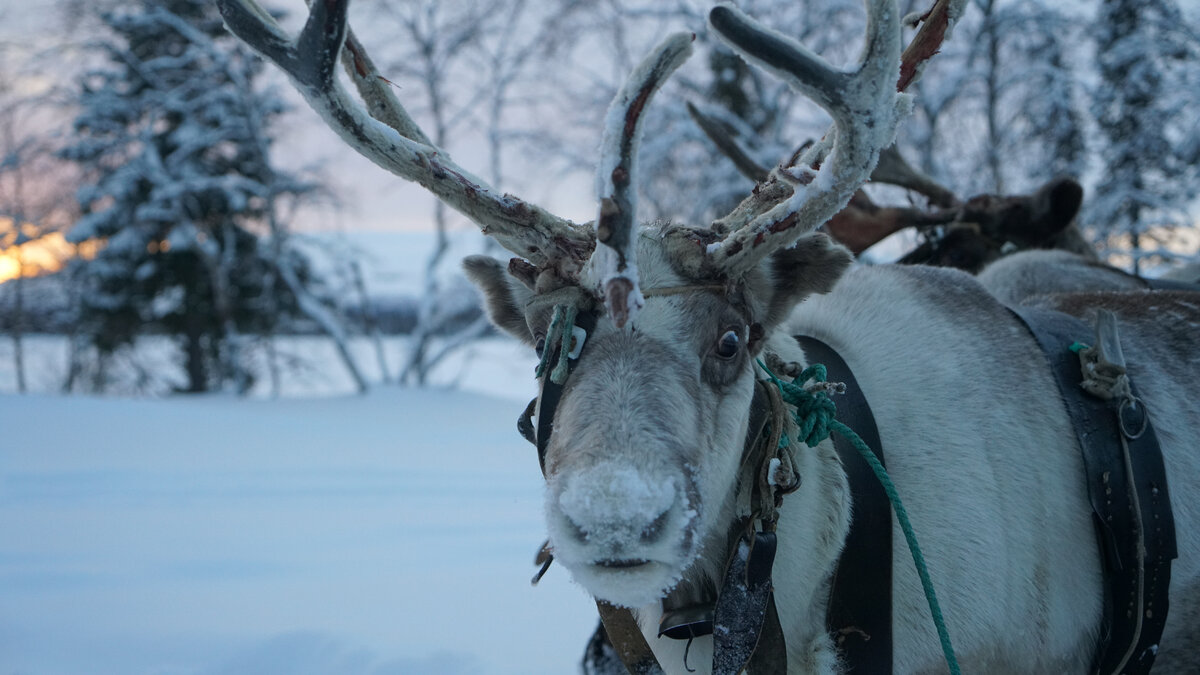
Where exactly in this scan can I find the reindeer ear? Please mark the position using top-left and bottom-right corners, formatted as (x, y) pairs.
(1031, 177), (1083, 235)
(763, 233), (852, 326)
(463, 255), (536, 346)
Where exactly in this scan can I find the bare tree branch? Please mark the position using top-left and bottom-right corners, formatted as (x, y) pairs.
(217, 0), (594, 278)
(686, 100), (769, 183)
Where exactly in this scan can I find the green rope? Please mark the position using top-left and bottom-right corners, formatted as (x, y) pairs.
(534, 305), (578, 385)
(758, 359), (962, 675)
(534, 306), (563, 378)
(551, 304), (578, 384)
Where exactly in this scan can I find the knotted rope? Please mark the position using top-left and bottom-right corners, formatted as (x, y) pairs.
(535, 303), (578, 385)
(529, 285), (594, 386)
(758, 358), (962, 675)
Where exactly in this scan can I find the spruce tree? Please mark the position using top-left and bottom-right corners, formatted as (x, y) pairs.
(63, 0), (314, 393)
(1091, 0), (1199, 272)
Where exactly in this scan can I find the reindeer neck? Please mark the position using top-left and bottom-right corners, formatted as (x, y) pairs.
(661, 330), (854, 637)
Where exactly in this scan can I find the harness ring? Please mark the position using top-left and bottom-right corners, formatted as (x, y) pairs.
(1118, 395), (1149, 440)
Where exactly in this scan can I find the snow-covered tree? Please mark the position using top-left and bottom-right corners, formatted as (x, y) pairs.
(62, 0), (323, 394)
(896, 0), (1088, 200)
(1090, 0), (1199, 273)
(368, 0), (496, 387)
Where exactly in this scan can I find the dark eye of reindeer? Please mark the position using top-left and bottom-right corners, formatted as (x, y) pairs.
(715, 330), (740, 360)
(534, 335), (547, 358)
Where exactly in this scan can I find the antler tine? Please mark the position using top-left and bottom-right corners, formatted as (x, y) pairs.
(703, 0), (907, 277)
(592, 32), (694, 328)
(217, 0), (594, 278)
(686, 101), (770, 183)
(899, 0), (967, 92)
(687, 105), (963, 249)
(340, 27), (431, 146)
(872, 145), (960, 208)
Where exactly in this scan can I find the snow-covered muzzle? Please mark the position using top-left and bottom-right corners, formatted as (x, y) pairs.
(545, 461), (700, 608)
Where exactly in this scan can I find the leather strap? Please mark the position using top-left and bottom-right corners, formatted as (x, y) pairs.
(797, 335), (893, 675)
(532, 309), (598, 475)
(595, 602), (666, 675)
(1009, 306), (1176, 674)
(712, 529), (779, 674)
(1143, 277), (1200, 292)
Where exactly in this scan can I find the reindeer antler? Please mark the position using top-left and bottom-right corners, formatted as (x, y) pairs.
(699, 0), (910, 277)
(216, 0), (594, 279)
(671, 0), (966, 270)
(592, 33), (695, 328)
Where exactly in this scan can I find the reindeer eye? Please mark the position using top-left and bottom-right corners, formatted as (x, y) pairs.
(715, 329), (740, 360)
(534, 335), (546, 358)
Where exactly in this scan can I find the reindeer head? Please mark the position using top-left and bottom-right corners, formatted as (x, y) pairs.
(896, 176), (1086, 272)
(464, 231), (851, 606)
(219, 0), (915, 607)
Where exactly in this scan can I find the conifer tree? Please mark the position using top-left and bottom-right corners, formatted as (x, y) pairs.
(1091, 0), (1199, 272)
(63, 0), (316, 393)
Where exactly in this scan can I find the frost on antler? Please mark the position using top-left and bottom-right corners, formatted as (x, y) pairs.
(590, 32), (694, 328)
(702, 0), (911, 277)
(216, 0), (593, 278)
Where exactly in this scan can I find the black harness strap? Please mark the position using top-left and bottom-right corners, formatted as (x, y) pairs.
(797, 335), (894, 674)
(529, 309), (599, 475)
(1009, 306), (1177, 674)
(1143, 277), (1200, 292)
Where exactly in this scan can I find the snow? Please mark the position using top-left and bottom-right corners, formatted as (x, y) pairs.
(0, 386), (598, 675)
(556, 464), (677, 548)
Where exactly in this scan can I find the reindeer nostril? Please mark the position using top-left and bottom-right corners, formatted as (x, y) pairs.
(566, 514), (589, 542)
(640, 508), (672, 543)
(556, 466), (682, 551)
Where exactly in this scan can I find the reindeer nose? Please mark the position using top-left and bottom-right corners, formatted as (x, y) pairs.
(556, 464), (678, 546)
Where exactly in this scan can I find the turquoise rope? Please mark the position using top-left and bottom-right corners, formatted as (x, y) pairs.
(551, 304), (578, 384)
(758, 359), (962, 675)
(534, 304), (579, 385)
(534, 306), (562, 378)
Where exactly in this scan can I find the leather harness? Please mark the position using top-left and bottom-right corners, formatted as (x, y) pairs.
(798, 336), (893, 674)
(1010, 306), (1177, 674)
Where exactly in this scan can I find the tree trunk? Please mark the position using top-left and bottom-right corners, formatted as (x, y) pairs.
(273, 253), (369, 394)
(11, 257), (25, 393)
(351, 260), (390, 384)
(981, 0), (1005, 194)
(183, 320), (208, 393)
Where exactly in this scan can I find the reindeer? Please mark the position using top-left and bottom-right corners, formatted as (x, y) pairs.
(218, 0), (1200, 672)
(977, 249), (1182, 306)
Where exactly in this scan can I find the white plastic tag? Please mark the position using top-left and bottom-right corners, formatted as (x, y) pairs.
(568, 325), (587, 360)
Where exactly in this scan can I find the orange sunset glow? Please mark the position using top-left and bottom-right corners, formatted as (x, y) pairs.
(0, 220), (97, 283)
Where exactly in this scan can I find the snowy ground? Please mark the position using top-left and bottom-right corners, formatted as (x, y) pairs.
(0, 340), (601, 674)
